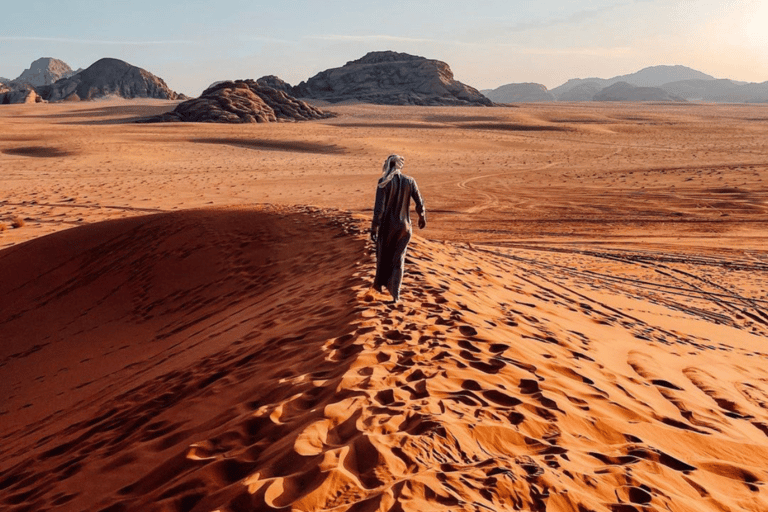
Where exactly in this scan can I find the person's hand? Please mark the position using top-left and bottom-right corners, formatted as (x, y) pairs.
(418, 215), (426, 229)
(370, 228), (378, 242)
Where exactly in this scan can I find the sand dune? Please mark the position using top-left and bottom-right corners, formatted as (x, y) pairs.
(1, 205), (768, 511)
(1, 100), (768, 511)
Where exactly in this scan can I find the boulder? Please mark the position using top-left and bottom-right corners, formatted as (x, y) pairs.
(141, 80), (333, 123)
(290, 51), (492, 106)
(37, 58), (180, 102)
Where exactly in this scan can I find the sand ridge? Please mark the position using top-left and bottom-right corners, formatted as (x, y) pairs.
(1, 206), (768, 511)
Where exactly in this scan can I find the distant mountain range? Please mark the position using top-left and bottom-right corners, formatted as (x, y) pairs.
(485, 65), (768, 103)
(1, 57), (182, 104)
(3, 58), (767, 106)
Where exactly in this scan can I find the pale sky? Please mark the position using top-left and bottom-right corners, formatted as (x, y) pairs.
(2, 0), (767, 96)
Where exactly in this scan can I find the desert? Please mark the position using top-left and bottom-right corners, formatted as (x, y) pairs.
(1, 97), (768, 512)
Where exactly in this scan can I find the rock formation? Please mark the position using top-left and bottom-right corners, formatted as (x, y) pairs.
(0, 84), (44, 104)
(290, 51), (492, 106)
(593, 82), (685, 102)
(37, 58), (180, 102)
(256, 75), (293, 94)
(481, 83), (555, 103)
(141, 80), (333, 123)
(11, 57), (78, 88)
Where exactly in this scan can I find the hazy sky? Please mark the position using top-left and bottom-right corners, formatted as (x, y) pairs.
(2, 0), (767, 96)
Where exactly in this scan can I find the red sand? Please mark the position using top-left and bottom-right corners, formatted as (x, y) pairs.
(1, 100), (768, 511)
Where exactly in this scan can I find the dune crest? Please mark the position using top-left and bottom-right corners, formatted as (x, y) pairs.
(2, 207), (768, 511)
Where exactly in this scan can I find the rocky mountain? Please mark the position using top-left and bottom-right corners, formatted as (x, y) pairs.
(593, 82), (685, 102)
(142, 79), (332, 123)
(288, 51), (492, 106)
(481, 83), (555, 103)
(37, 58), (180, 102)
(11, 57), (78, 87)
(551, 65), (715, 100)
(0, 77), (9, 85)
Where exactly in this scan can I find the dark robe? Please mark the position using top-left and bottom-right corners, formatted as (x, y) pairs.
(371, 173), (425, 300)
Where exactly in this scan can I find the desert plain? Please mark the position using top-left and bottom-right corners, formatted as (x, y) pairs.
(1, 100), (768, 511)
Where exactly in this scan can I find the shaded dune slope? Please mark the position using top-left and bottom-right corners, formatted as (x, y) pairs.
(2, 208), (768, 511)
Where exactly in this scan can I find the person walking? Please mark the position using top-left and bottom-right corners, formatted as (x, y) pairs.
(371, 154), (426, 303)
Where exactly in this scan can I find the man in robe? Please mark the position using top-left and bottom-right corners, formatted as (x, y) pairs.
(371, 154), (426, 303)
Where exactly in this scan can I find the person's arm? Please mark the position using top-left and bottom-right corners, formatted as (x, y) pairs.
(411, 178), (426, 229)
(371, 184), (386, 241)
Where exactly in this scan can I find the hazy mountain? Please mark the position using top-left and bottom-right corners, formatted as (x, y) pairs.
(593, 82), (685, 102)
(11, 57), (78, 87)
(612, 65), (714, 87)
(659, 79), (742, 101)
(481, 83), (555, 103)
(551, 65), (715, 100)
(660, 79), (768, 103)
(557, 83), (603, 101)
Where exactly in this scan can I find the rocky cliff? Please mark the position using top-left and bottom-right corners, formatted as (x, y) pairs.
(37, 58), (180, 102)
(290, 51), (492, 106)
(142, 80), (333, 123)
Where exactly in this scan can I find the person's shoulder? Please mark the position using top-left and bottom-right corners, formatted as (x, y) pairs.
(402, 173), (416, 183)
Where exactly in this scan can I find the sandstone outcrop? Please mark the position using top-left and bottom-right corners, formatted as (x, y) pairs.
(37, 58), (180, 102)
(482, 83), (555, 103)
(141, 80), (333, 123)
(593, 82), (685, 102)
(256, 75), (293, 94)
(0, 84), (44, 104)
(290, 51), (492, 106)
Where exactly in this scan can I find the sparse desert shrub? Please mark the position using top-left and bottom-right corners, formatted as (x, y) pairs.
(11, 216), (24, 229)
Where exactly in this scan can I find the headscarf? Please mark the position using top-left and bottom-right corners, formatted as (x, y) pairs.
(379, 154), (405, 188)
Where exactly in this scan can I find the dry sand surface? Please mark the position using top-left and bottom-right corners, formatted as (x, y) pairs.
(1, 99), (768, 511)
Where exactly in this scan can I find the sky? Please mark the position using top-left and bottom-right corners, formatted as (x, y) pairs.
(1, 0), (767, 96)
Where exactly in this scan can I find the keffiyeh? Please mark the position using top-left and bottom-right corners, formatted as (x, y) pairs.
(378, 154), (405, 188)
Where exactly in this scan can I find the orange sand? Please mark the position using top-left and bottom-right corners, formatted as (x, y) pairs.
(1, 100), (768, 511)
